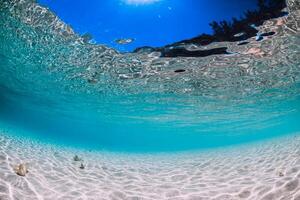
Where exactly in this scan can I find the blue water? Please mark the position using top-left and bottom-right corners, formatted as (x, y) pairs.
(0, 0), (300, 153)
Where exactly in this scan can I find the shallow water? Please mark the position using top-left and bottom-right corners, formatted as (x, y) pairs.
(1, 0), (300, 199)
(0, 0), (300, 153)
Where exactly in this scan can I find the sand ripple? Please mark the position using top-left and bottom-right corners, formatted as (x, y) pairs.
(0, 133), (300, 200)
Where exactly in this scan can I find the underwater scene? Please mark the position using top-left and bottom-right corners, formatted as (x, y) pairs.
(0, 0), (300, 199)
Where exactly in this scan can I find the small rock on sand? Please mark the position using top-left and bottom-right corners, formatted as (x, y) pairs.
(79, 163), (85, 169)
(14, 164), (28, 177)
(73, 155), (82, 162)
(278, 171), (284, 177)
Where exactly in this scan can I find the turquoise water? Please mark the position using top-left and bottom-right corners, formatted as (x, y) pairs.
(0, 0), (300, 152)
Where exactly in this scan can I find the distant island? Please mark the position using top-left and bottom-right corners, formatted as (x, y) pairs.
(134, 0), (287, 57)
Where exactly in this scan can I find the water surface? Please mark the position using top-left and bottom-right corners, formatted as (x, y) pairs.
(0, 0), (300, 152)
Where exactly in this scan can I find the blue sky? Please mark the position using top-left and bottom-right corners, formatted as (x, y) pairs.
(38, 0), (258, 51)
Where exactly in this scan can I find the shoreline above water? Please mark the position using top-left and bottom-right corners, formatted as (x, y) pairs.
(0, 131), (300, 200)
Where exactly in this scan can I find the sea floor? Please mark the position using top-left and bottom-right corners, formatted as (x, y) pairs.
(0, 131), (300, 200)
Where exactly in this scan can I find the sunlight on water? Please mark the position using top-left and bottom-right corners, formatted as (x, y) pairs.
(123, 0), (160, 5)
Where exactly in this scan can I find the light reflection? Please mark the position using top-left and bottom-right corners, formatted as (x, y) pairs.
(123, 0), (160, 5)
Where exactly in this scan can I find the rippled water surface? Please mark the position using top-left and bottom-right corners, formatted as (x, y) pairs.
(0, 0), (300, 152)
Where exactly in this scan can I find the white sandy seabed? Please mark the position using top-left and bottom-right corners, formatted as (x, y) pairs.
(0, 131), (300, 200)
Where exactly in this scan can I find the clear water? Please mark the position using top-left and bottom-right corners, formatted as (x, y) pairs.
(0, 0), (300, 153)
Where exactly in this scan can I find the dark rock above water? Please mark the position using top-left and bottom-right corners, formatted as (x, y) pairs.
(160, 47), (229, 58)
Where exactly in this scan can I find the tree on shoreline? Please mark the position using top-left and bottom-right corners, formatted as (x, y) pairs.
(208, 0), (287, 42)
